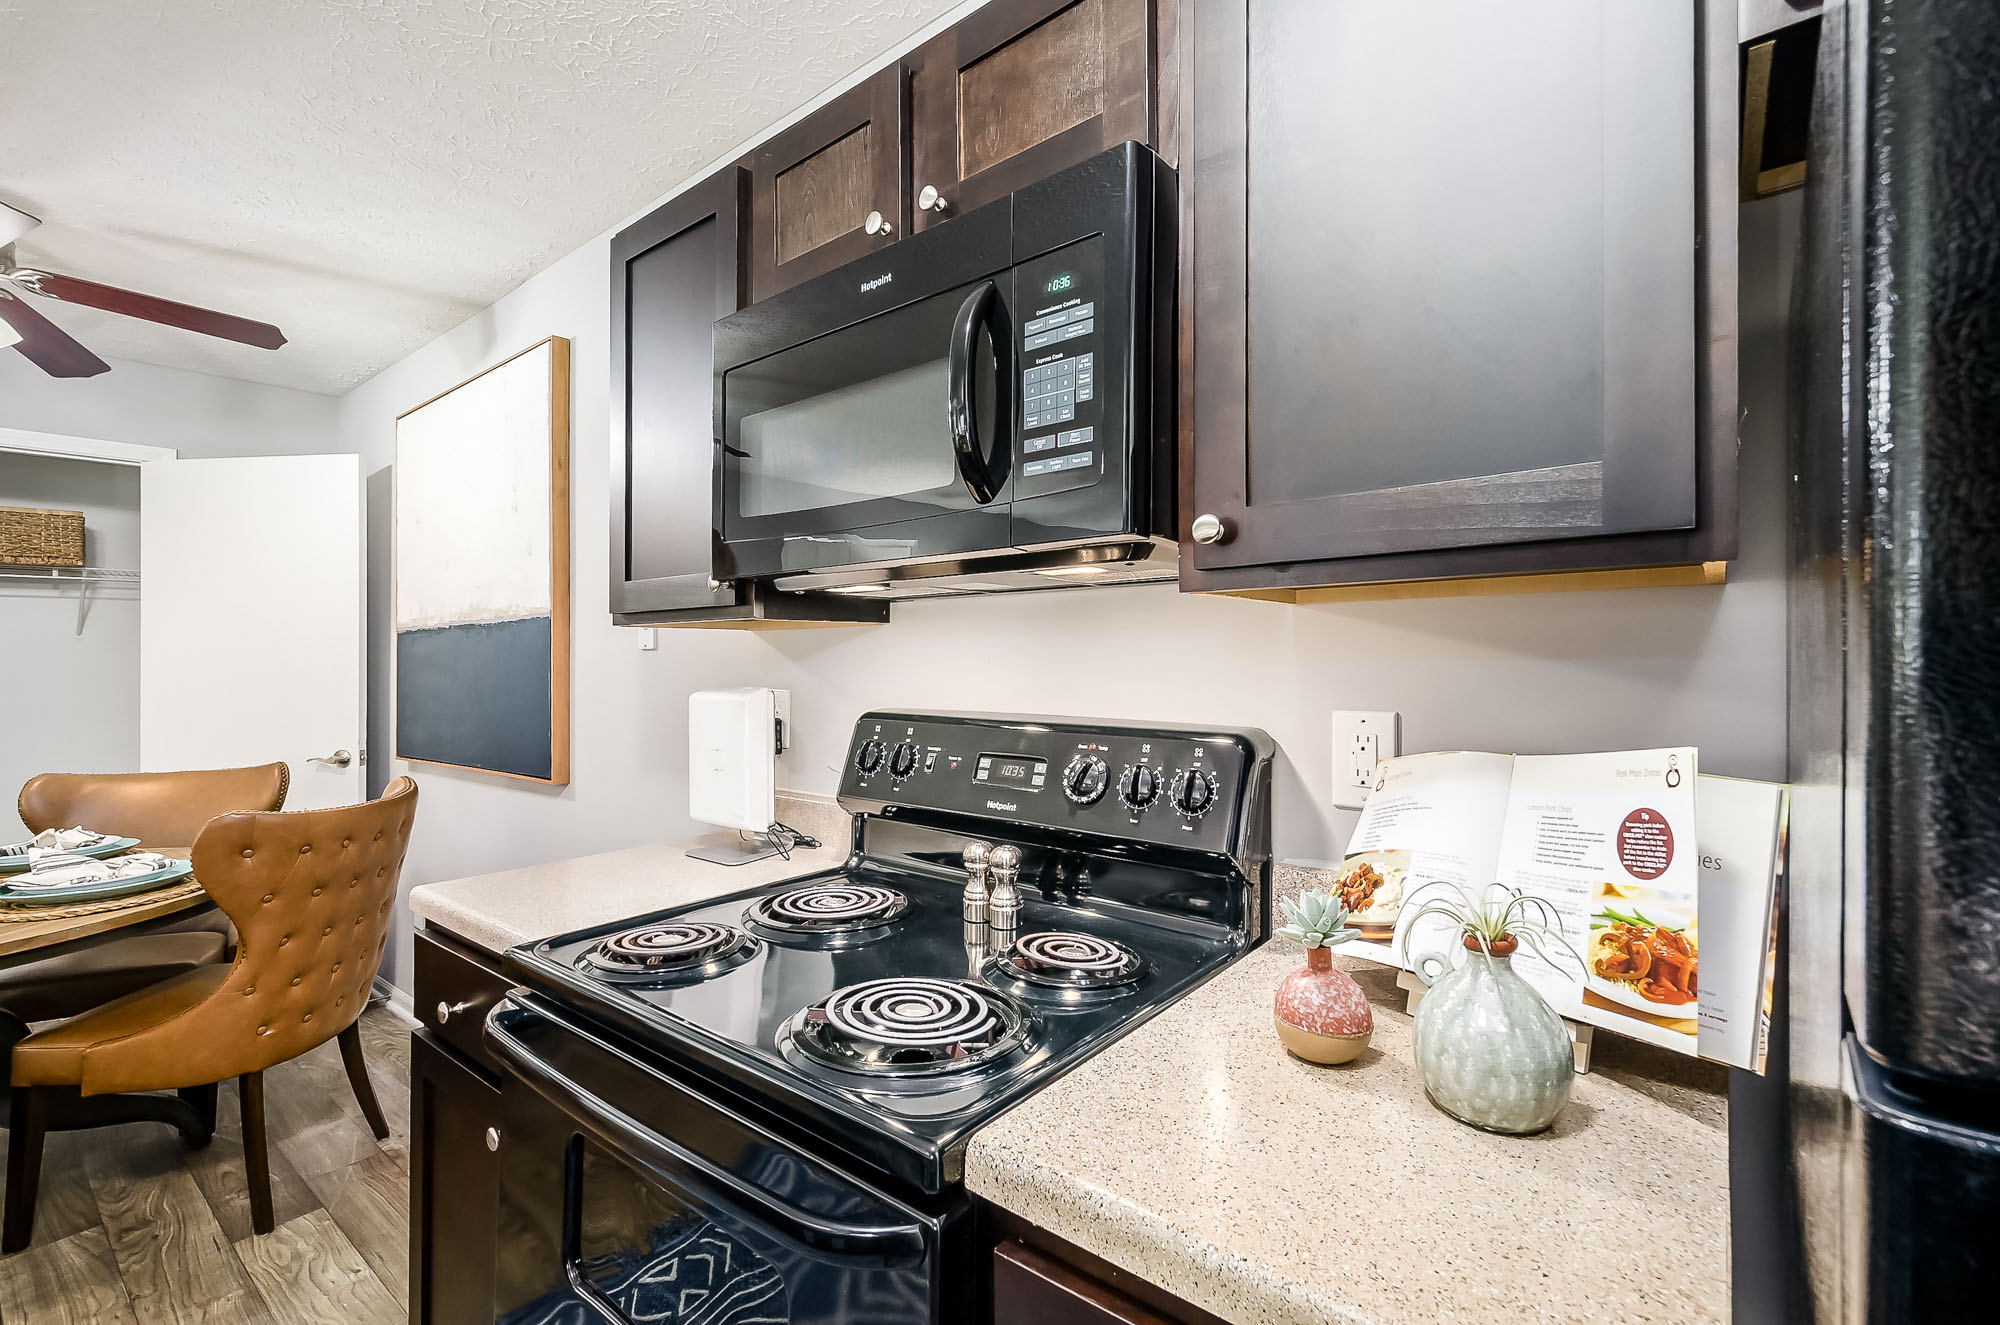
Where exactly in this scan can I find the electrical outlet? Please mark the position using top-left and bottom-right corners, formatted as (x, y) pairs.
(638, 628), (658, 652)
(1332, 711), (1400, 810)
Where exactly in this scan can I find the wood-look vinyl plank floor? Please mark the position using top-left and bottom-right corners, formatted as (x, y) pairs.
(0, 1003), (412, 1325)
(232, 1208), (403, 1325)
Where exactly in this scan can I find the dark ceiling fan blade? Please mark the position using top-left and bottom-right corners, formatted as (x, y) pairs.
(12, 269), (287, 350)
(0, 291), (111, 378)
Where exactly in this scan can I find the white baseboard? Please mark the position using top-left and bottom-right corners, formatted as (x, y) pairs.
(371, 978), (420, 1030)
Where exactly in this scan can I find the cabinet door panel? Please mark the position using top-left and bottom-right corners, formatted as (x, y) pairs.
(749, 65), (908, 300)
(409, 1031), (501, 1325)
(993, 1241), (1176, 1325)
(912, 0), (1156, 230)
(1189, 0), (1710, 572)
(609, 168), (746, 616)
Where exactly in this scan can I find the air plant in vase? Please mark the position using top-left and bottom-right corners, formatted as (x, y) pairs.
(1399, 882), (1587, 1135)
(1271, 890), (1374, 1064)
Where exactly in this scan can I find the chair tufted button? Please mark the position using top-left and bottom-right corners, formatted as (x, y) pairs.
(377, 867), (386, 877)
(244, 986), (255, 996)
(300, 844), (312, 855)
(302, 1013), (313, 1023)
(262, 893), (274, 904)
(336, 996), (345, 1007)
(341, 837), (351, 848)
(323, 925), (333, 936)
(279, 935), (290, 947)
(312, 886), (323, 896)
(331, 961), (341, 973)
(241, 848), (254, 858)
(257, 1025), (269, 1035)
(373, 832), (382, 842)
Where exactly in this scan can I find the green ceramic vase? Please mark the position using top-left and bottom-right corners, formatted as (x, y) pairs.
(1410, 936), (1573, 1134)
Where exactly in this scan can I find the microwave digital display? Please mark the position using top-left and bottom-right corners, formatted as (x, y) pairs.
(975, 753), (1047, 789)
(1044, 272), (1075, 295)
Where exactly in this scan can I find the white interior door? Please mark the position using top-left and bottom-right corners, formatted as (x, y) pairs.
(141, 455), (365, 812)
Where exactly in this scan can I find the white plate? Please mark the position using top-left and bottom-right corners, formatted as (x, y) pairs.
(0, 836), (142, 874)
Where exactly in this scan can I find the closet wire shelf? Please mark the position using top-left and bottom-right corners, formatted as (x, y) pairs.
(0, 566), (140, 635)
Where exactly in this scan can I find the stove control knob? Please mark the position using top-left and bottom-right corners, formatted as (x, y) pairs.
(1119, 763), (1161, 810)
(854, 738), (886, 775)
(888, 741), (920, 780)
(1061, 755), (1109, 805)
(1170, 769), (1217, 819)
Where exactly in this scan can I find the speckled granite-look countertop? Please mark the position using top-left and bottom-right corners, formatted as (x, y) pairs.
(965, 946), (1730, 1325)
(407, 794), (850, 953)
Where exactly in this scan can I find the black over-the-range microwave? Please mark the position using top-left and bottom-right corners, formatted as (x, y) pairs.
(712, 142), (1177, 597)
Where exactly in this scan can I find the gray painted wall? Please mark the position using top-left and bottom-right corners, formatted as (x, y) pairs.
(0, 454), (142, 838)
(0, 351), (339, 457)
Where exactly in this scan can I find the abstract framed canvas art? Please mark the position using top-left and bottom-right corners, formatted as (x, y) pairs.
(394, 336), (570, 784)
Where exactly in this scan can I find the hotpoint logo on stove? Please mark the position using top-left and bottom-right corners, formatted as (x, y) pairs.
(861, 272), (893, 293)
(985, 798), (1018, 813)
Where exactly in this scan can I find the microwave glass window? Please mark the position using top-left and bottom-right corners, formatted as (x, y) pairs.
(723, 278), (1002, 534)
(737, 360), (953, 517)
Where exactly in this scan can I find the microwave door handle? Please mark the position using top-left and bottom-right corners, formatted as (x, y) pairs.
(486, 1004), (930, 1269)
(948, 280), (1013, 504)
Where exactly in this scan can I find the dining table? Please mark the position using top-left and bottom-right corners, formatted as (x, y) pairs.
(0, 847), (225, 1139)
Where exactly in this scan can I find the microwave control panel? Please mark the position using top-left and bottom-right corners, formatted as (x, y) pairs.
(1014, 240), (1107, 499)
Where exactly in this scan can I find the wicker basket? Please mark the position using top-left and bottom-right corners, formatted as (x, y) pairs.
(0, 507), (86, 567)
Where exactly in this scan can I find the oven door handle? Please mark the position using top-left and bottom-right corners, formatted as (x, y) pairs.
(947, 279), (1013, 505)
(485, 1004), (932, 1268)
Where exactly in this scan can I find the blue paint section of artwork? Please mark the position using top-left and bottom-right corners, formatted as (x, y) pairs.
(396, 615), (552, 780)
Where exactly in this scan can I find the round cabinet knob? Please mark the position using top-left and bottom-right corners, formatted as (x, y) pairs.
(435, 1000), (470, 1025)
(1061, 755), (1109, 805)
(888, 741), (920, 779)
(1191, 514), (1230, 546)
(918, 184), (948, 214)
(855, 738), (886, 775)
(485, 1127), (501, 1153)
(1119, 763), (1162, 810)
(1170, 769), (1217, 819)
(864, 209), (894, 237)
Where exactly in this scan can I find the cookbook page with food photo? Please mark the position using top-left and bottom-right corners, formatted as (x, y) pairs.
(1332, 750), (1518, 962)
(1487, 748), (1701, 1055)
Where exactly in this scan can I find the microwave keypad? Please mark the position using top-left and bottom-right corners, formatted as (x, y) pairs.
(1022, 352), (1095, 429)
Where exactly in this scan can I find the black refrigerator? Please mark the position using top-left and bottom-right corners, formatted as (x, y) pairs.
(1786, 0), (2000, 1321)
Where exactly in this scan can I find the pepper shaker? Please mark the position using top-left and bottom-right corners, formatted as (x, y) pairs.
(961, 840), (993, 924)
(987, 844), (1023, 945)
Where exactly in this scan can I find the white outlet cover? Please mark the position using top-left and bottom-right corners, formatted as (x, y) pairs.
(1332, 711), (1400, 810)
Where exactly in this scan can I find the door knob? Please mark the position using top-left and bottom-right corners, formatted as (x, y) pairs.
(309, 748), (353, 768)
(918, 184), (948, 214)
(1191, 514), (1231, 545)
(864, 209), (893, 237)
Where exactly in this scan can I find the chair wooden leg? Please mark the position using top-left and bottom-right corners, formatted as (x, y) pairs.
(176, 1082), (220, 1147)
(3, 1086), (48, 1254)
(239, 1072), (273, 1236)
(338, 1022), (390, 1141)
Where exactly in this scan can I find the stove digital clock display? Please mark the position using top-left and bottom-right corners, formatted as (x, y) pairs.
(974, 753), (1048, 790)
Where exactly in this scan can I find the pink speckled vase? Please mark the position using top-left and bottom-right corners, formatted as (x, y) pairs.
(1273, 947), (1374, 1064)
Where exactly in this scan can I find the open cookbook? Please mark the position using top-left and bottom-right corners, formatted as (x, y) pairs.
(1331, 748), (1786, 1071)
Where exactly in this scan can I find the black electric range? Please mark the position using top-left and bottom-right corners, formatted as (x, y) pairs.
(487, 711), (1273, 1325)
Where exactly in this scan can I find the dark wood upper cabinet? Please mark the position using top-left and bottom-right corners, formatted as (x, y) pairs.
(608, 166), (888, 628)
(747, 64), (910, 301)
(911, 0), (1161, 232)
(1182, 0), (1740, 592)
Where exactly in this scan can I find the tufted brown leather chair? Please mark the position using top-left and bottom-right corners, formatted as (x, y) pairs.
(3, 776), (417, 1252)
(1, 763), (291, 1025)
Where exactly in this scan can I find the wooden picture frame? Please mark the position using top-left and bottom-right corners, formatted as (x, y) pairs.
(393, 337), (570, 784)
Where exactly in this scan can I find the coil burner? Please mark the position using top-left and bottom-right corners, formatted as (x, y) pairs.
(579, 921), (754, 983)
(748, 881), (909, 936)
(788, 978), (1029, 1076)
(993, 931), (1148, 991)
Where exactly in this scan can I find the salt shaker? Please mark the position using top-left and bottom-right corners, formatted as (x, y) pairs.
(961, 840), (993, 924)
(987, 844), (1023, 944)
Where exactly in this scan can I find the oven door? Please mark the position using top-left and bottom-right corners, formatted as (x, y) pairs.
(717, 274), (1018, 581)
(487, 996), (965, 1325)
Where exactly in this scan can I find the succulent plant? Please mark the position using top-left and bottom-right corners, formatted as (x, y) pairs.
(1397, 880), (1585, 972)
(1276, 890), (1360, 949)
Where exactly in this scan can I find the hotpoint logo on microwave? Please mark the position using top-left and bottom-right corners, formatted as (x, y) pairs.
(985, 798), (1018, 813)
(861, 272), (893, 293)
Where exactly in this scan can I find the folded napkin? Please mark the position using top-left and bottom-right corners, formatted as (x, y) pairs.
(8, 851), (175, 890)
(0, 826), (111, 859)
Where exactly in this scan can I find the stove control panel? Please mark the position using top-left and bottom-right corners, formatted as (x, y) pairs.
(839, 711), (1274, 861)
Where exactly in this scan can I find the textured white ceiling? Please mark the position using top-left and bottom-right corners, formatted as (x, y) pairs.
(0, 0), (961, 394)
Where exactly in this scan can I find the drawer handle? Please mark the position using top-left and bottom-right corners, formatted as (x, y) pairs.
(1192, 513), (1231, 545)
(918, 184), (948, 215)
(436, 1000), (473, 1025)
(485, 1127), (501, 1153)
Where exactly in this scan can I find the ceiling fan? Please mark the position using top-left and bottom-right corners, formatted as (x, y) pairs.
(0, 198), (287, 378)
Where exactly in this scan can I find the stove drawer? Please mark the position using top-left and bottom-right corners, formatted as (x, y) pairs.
(486, 995), (971, 1325)
(415, 928), (510, 1077)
